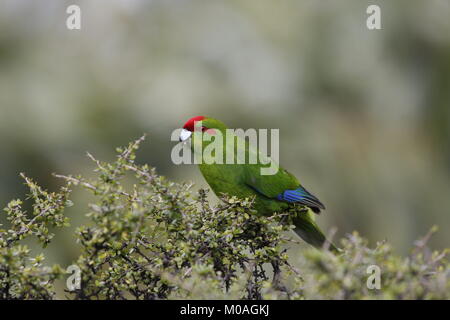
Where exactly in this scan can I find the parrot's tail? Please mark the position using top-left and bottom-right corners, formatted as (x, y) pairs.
(293, 213), (341, 253)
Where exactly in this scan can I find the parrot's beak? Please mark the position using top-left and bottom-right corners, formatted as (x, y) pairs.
(179, 128), (192, 142)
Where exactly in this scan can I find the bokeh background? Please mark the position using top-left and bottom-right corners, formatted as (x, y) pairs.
(1, 0), (449, 271)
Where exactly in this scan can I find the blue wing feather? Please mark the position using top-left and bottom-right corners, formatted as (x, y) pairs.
(276, 186), (325, 213)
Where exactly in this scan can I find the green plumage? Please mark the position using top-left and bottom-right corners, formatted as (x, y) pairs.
(186, 117), (338, 252)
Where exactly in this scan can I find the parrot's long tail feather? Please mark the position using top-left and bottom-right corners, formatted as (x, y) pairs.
(293, 214), (341, 253)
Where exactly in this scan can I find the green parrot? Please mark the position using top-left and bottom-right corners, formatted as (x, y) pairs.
(178, 116), (338, 252)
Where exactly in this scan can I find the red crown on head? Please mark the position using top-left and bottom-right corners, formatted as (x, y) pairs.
(183, 116), (206, 132)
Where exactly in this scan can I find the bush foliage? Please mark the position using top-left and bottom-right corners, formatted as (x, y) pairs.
(1, 136), (448, 300)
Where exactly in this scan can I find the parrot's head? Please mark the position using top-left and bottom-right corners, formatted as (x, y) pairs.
(179, 116), (227, 142)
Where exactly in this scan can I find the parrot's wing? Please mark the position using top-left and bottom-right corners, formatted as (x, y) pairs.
(236, 134), (325, 213)
(244, 164), (325, 213)
(275, 185), (325, 213)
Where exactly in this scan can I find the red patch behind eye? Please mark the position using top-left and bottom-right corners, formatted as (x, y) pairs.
(204, 128), (216, 135)
(183, 116), (206, 132)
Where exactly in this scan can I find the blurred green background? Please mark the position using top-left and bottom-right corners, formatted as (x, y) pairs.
(1, 0), (449, 270)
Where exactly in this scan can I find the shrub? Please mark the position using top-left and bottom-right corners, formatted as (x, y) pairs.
(0, 136), (448, 299)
